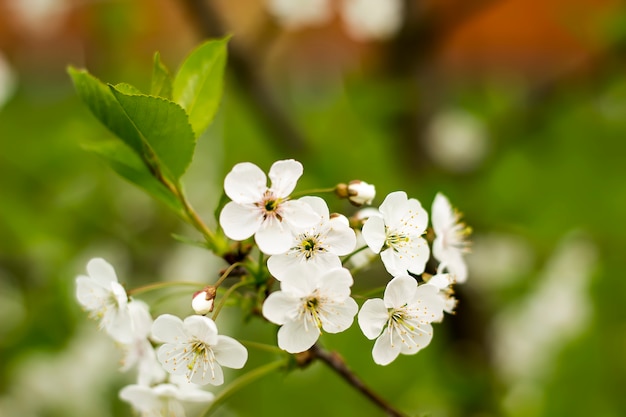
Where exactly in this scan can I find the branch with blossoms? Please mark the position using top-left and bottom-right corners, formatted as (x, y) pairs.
(70, 38), (471, 417)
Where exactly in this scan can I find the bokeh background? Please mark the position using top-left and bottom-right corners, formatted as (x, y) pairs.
(1, 0), (626, 416)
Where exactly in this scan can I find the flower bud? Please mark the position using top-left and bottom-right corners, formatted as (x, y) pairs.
(192, 287), (216, 315)
(335, 180), (376, 206)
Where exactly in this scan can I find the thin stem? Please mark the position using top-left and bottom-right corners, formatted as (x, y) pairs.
(211, 280), (248, 321)
(127, 281), (202, 297)
(214, 262), (243, 289)
(239, 340), (285, 354)
(342, 245), (371, 265)
(199, 359), (288, 417)
(310, 345), (409, 417)
(290, 187), (337, 198)
(352, 285), (386, 300)
(174, 183), (219, 251)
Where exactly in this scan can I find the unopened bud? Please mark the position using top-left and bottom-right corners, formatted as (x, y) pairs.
(192, 287), (216, 315)
(335, 180), (376, 206)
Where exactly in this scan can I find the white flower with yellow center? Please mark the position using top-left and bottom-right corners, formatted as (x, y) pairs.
(75, 258), (134, 343)
(219, 159), (319, 255)
(267, 196), (356, 280)
(358, 275), (444, 365)
(262, 266), (358, 353)
(361, 191), (430, 276)
(152, 315), (247, 386)
(432, 193), (471, 283)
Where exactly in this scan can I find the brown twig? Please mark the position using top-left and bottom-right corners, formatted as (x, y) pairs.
(179, 0), (307, 153)
(308, 344), (410, 417)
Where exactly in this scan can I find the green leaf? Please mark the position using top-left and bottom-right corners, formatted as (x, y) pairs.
(114, 82), (144, 95)
(82, 140), (183, 213)
(173, 36), (229, 137)
(109, 86), (196, 182)
(68, 67), (145, 157)
(151, 52), (173, 99)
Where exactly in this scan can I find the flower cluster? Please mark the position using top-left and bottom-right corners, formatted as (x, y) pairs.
(75, 259), (247, 416)
(219, 159), (469, 363)
(75, 158), (471, 416)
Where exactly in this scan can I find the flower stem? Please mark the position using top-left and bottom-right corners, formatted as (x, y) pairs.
(239, 340), (285, 354)
(290, 187), (337, 198)
(211, 280), (248, 321)
(214, 262), (242, 288)
(310, 345), (410, 417)
(342, 245), (370, 265)
(199, 359), (288, 417)
(127, 281), (202, 297)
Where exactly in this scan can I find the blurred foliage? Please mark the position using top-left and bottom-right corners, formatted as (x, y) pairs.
(1, 0), (626, 416)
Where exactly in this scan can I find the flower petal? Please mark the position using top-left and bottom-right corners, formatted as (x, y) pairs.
(277, 319), (320, 353)
(255, 217), (293, 255)
(86, 258), (119, 285)
(320, 297), (358, 334)
(358, 298), (388, 339)
(157, 343), (189, 376)
(183, 315), (218, 346)
(268, 159), (303, 197)
(378, 191), (408, 226)
(362, 215), (386, 253)
(175, 385), (215, 403)
(189, 357), (224, 386)
(152, 314), (185, 343)
(372, 332), (401, 366)
(224, 162), (267, 204)
(298, 195), (329, 219)
(75, 276), (110, 310)
(383, 275), (417, 308)
(213, 335), (248, 369)
(262, 291), (298, 325)
(379, 247), (408, 277)
(318, 268), (353, 300)
(219, 202), (263, 241)
(128, 299), (153, 338)
(280, 200), (319, 229)
(431, 192), (453, 236)
(119, 384), (160, 412)
(398, 236), (430, 275)
(398, 323), (433, 355)
(324, 220), (357, 256)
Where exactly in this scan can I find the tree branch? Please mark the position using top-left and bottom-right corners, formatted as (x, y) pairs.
(308, 344), (410, 417)
(178, 0), (307, 153)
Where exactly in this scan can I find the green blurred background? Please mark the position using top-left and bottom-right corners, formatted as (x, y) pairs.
(1, 0), (625, 416)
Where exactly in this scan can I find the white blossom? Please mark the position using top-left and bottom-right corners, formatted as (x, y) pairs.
(75, 258), (134, 343)
(266, 0), (332, 29)
(119, 300), (166, 386)
(426, 273), (458, 317)
(362, 191), (430, 276)
(0, 52), (16, 110)
(358, 275), (444, 365)
(219, 160), (319, 255)
(262, 266), (358, 353)
(425, 109), (489, 173)
(267, 196), (356, 280)
(432, 193), (470, 283)
(119, 379), (214, 417)
(340, 0), (403, 41)
(152, 315), (247, 386)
